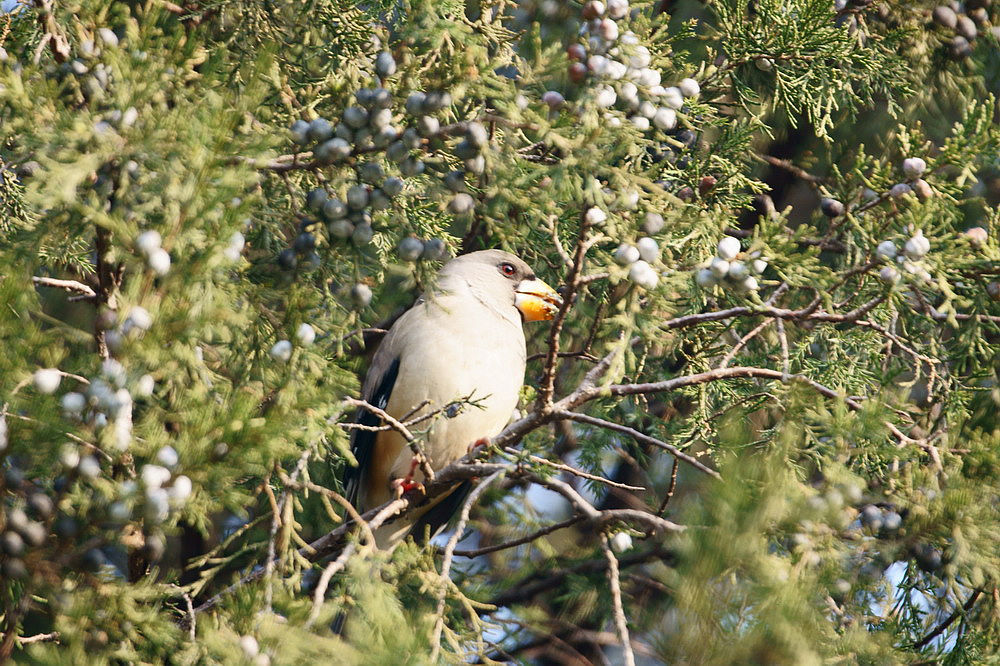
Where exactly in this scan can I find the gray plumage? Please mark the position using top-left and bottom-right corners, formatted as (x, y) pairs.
(344, 249), (559, 547)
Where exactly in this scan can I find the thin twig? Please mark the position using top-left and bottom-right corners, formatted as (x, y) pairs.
(754, 153), (824, 186)
(718, 319), (773, 369)
(504, 447), (645, 491)
(305, 495), (411, 629)
(31, 276), (96, 298)
(600, 533), (636, 666)
(452, 516), (584, 558)
(538, 212), (592, 406)
(14, 632), (59, 646)
(548, 215), (572, 268)
(776, 318), (790, 379)
(912, 589), (982, 649)
(345, 397), (436, 483)
(305, 542), (357, 629)
(183, 594), (196, 641)
(263, 447), (313, 613)
(662, 294), (886, 331)
(430, 471), (503, 661)
(556, 410), (720, 479)
(656, 459), (679, 516)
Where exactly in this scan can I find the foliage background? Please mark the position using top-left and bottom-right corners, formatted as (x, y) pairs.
(1, 0), (1000, 663)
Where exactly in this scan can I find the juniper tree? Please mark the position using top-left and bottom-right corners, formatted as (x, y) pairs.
(1, 0), (1000, 663)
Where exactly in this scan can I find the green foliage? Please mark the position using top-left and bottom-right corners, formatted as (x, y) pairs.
(1, 0), (999, 663)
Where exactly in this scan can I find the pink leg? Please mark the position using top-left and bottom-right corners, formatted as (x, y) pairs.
(391, 457), (426, 498)
(467, 437), (490, 456)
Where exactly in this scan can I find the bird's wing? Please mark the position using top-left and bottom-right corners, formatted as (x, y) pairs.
(406, 481), (472, 544)
(343, 355), (400, 509)
(344, 289), (525, 547)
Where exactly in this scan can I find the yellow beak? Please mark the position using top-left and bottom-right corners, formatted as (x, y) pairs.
(515, 278), (563, 322)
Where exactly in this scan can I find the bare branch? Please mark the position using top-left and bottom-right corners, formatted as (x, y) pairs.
(538, 213), (593, 406)
(662, 294), (886, 331)
(719, 319), (773, 369)
(754, 153), (824, 186)
(344, 397), (436, 483)
(556, 410), (720, 479)
(306, 542), (357, 629)
(31, 276), (96, 298)
(570, 366), (863, 411)
(183, 594), (196, 642)
(452, 516), (584, 558)
(656, 459), (679, 516)
(601, 533), (635, 666)
(504, 447), (645, 491)
(912, 589), (981, 649)
(430, 471), (504, 661)
(14, 632), (59, 646)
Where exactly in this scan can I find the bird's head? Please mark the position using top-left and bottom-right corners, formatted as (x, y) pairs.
(438, 249), (563, 322)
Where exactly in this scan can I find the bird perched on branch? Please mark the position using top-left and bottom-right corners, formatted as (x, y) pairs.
(343, 249), (561, 548)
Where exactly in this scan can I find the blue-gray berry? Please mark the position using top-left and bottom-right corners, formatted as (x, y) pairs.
(448, 193), (475, 215)
(322, 198), (347, 220)
(352, 223), (374, 245)
(306, 188), (328, 211)
(400, 157), (425, 177)
(375, 51), (397, 77)
(417, 115), (440, 137)
(382, 177), (405, 197)
(358, 162), (386, 184)
(386, 141), (409, 163)
(422, 238), (447, 260)
(343, 106), (368, 129)
(405, 92), (426, 116)
(290, 119), (310, 144)
(314, 138), (351, 164)
(307, 118), (334, 143)
(444, 170), (466, 192)
(347, 185), (370, 210)
(398, 237), (424, 261)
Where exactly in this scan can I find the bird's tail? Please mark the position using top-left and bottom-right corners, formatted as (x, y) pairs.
(331, 482), (473, 636)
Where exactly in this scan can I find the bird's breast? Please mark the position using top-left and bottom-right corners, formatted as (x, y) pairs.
(372, 299), (527, 502)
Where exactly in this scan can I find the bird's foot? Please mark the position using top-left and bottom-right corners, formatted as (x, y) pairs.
(392, 477), (425, 498)
(392, 458), (426, 498)
(467, 437), (490, 456)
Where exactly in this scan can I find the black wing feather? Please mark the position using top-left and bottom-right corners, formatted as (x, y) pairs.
(342, 357), (400, 508)
(408, 481), (473, 545)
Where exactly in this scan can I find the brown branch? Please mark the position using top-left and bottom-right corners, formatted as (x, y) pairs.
(344, 397), (436, 483)
(430, 471), (503, 661)
(912, 589), (982, 649)
(537, 211), (592, 406)
(656, 458), (679, 516)
(489, 547), (672, 607)
(718, 319), (773, 369)
(452, 516), (585, 558)
(577, 366), (863, 411)
(31, 276), (96, 299)
(601, 533), (636, 666)
(754, 153), (824, 186)
(662, 294), (886, 331)
(504, 447), (645, 491)
(93, 227), (117, 360)
(555, 410), (720, 479)
(14, 632), (59, 646)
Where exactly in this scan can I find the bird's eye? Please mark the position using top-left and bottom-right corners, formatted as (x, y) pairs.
(499, 262), (516, 278)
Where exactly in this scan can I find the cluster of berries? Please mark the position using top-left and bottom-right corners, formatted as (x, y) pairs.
(876, 229), (932, 285)
(695, 236), (767, 293)
(931, 1), (997, 59)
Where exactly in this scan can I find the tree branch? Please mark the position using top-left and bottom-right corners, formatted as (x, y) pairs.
(601, 533), (635, 666)
(31, 276), (96, 298)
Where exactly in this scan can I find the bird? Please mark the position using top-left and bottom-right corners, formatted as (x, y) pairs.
(342, 249), (562, 548)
